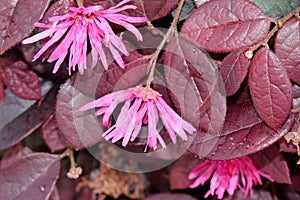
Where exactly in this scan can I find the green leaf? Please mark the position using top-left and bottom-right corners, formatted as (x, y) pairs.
(251, 0), (300, 19)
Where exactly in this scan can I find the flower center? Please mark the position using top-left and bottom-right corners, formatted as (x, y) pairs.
(133, 86), (162, 101)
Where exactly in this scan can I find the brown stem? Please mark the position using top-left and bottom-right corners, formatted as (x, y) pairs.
(145, 0), (185, 87)
(246, 6), (300, 58)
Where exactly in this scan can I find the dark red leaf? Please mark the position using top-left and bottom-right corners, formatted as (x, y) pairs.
(275, 17), (300, 84)
(146, 193), (197, 200)
(49, 186), (60, 200)
(0, 56), (41, 100)
(181, 0), (271, 52)
(249, 47), (292, 130)
(250, 144), (291, 184)
(82, 0), (179, 21)
(41, 113), (68, 153)
(0, 80), (4, 101)
(224, 190), (272, 200)
(278, 137), (297, 153)
(0, 144), (32, 169)
(164, 36), (226, 158)
(55, 79), (104, 150)
(219, 51), (249, 96)
(293, 84), (300, 109)
(74, 51), (149, 98)
(205, 101), (294, 160)
(0, 83), (57, 150)
(0, 0), (52, 54)
(169, 153), (200, 190)
(0, 153), (60, 200)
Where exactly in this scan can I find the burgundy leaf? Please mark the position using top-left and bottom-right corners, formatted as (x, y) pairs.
(55, 79), (104, 150)
(250, 144), (291, 184)
(0, 144), (32, 169)
(49, 186), (60, 200)
(278, 138), (297, 153)
(293, 84), (300, 109)
(249, 47), (292, 130)
(0, 0), (52, 54)
(205, 101), (294, 160)
(41, 113), (68, 153)
(275, 17), (300, 84)
(146, 193), (197, 200)
(181, 0), (271, 52)
(164, 36), (226, 158)
(74, 51), (149, 98)
(169, 153), (200, 190)
(224, 190), (272, 200)
(82, 0), (179, 21)
(0, 83), (57, 150)
(0, 56), (41, 100)
(0, 80), (4, 101)
(220, 51), (249, 96)
(0, 153), (60, 200)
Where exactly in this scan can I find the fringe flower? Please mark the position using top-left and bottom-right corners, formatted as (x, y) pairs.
(22, 0), (146, 74)
(78, 86), (196, 151)
(188, 156), (273, 199)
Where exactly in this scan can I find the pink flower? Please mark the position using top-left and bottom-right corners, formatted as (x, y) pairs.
(78, 86), (196, 151)
(188, 156), (273, 199)
(22, 0), (146, 74)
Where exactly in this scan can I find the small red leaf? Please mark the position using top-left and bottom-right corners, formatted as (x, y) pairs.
(275, 17), (300, 84)
(0, 153), (60, 200)
(146, 193), (197, 200)
(250, 144), (291, 184)
(0, 57), (41, 100)
(220, 51), (249, 96)
(0, 80), (4, 101)
(0, 84), (57, 150)
(181, 0), (271, 52)
(0, 144), (32, 169)
(224, 190), (273, 200)
(249, 47), (292, 130)
(82, 0), (179, 21)
(0, 0), (52, 54)
(41, 113), (68, 153)
(169, 153), (199, 190)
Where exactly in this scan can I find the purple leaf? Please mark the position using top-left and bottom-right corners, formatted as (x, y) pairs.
(224, 190), (273, 200)
(275, 17), (300, 85)
(0, 83), (57, 150)
(0, 144), (32, 169)
(55, 79), (104, 150)
(164, 36), (226, 158)
(205, 100), (295, 160)
(0, 0), (52, 54)
(250, 144), (291, 184)
(0, 153), (60, 200)
(0, 55), (41, 100)
(82, 0), (179, 21)
(220, 51), (249, 96)
(169, 153), (200, 190)
(41, 113), (68, 153)
(249, 47), (292, 130)
(146, 193), (197, 200)
(181, 0), (271, 52)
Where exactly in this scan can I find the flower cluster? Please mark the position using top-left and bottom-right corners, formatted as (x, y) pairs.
(22, 0), (146, 74)
(78, 86), (196, 151)
(188, 156), (273, 199)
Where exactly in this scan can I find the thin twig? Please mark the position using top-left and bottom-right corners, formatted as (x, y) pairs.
(145, 0), (185, 87)
(246, 6), (300, 58)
